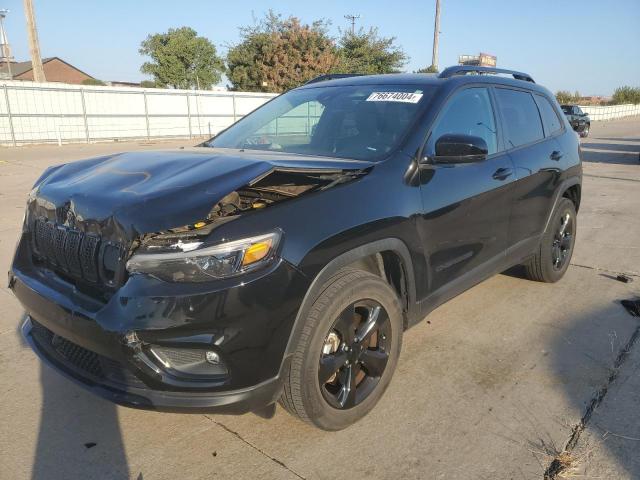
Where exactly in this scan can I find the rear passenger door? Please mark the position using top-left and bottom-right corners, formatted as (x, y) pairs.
(494, 88), (564, 254)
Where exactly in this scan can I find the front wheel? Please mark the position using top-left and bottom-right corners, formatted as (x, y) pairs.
(280, 268), (403, 430)
(524, 197), (577, 283)
(580, 124), (590, 138)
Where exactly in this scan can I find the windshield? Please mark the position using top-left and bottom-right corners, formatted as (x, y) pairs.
(205, 84), (432, 161)
(561, 106), (573, 114)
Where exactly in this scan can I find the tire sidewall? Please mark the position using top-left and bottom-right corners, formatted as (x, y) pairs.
(539, 198), (577, 282)
(298, 273), (403, 430)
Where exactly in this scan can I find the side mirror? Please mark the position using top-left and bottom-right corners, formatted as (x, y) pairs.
(431, 134), (488, 164)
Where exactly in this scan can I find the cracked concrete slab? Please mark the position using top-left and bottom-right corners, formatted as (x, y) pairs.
(0, 120), (639, 479)
(568, 335), (640, 479)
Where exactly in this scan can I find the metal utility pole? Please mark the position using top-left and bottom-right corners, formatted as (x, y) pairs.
(344, 14), (360, 34)
(431, 0), (441, 71)
(23, 0), (46, 82)
(0, 10), (12, 78)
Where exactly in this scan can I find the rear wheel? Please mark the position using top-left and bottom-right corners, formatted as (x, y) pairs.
(524, 197), (577, 282)
(280, 268), (403, 430)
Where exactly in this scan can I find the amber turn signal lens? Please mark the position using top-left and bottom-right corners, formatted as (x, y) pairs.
(241, 239), (273, 267)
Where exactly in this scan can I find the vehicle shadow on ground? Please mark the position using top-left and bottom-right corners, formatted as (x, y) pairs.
(594, 137), (640, 142)
(544, 296), (640, 478)
(581, 142), (640, 165)
(15, 317), (131, 480)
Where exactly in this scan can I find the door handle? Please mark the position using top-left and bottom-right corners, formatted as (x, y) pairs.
(492, 167), (513, 181)
(550, 150), (563, 161)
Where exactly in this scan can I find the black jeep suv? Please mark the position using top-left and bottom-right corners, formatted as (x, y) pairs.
(9, 66), (582, 430)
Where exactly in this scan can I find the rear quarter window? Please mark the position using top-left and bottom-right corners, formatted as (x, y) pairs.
(495, 88), (544, 148)
(534, 95), (563, 136)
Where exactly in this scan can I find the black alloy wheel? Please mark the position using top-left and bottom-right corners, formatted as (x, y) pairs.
(551, 212), (574, 271)
(318, 300), (391, 409)
(280, 268), (403, 430)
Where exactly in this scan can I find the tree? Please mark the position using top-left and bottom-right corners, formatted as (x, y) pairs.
(416, 65), (439, 74)
(82, 78), (106, 86)
(555, 90), (574, 104)
(140, 80), (158, 88)
(139, 27), (225, 89)
(227, 12), (338, 92)
(612, 86), (640, 105)
(333, 27), (408, 75)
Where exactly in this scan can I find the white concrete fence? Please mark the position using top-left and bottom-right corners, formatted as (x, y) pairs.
(0, 80), (276, 146)
(1, 80), (638, 146)
(578, 103), (640, 122)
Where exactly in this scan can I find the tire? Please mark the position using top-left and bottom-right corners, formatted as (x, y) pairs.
(581, 124), (590, 138)
(524, 197), (577, 283)
(280, 268), (403, 430)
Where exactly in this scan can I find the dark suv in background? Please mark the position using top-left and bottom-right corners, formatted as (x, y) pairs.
(562, 104), (591, 137)
(10, 66), (582, 430)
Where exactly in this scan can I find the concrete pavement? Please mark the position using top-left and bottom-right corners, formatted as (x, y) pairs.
(0, 119), (639, 479)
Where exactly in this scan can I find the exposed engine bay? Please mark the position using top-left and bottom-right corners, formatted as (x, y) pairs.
(135, 167), (368, 253)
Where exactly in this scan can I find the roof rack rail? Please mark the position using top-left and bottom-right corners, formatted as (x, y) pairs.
(438, 66), (535, 83)
(305, 73), (363, 85)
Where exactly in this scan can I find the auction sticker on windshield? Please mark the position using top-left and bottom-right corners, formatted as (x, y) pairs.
(366, 92), (423, 103)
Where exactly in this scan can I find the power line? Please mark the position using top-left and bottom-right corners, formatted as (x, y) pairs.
(344, 14), (360, 35)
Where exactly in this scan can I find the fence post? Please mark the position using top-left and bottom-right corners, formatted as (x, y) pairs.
(232, 94), (237, 123)
(143, 91), (151, 140)
(80, 88), (90, 143)
(186, 93), (192, 139)
(3, 84), (16, 146)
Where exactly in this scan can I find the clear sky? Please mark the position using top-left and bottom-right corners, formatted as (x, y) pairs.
(2, 0), (639, 95)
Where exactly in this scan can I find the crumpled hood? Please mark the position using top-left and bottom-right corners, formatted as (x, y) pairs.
(29, 148), (373, 240)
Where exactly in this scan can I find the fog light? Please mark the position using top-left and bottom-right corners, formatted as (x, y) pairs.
(205, 351), (220, 364)
(149, 346), (228, 377)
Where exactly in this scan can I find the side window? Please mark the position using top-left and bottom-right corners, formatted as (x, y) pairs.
(429, 87), (497, 154)
(534, 95), (562, 136)
(494, 88), (544, 148)
(575, 106), (583, 115)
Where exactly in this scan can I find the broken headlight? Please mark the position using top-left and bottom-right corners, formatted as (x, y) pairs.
(126, 231), (281, 282)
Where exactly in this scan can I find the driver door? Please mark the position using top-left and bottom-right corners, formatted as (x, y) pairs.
(417, 86), (516, 293)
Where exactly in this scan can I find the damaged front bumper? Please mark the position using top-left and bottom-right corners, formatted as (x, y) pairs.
(10, 235), (308, 413)
(20, 317), (288, 413)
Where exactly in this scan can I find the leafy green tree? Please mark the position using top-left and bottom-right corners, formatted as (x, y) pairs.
(416, 65), (439, 74)
(82, 78), (106, 86)
(140, 80), (157, 88)
(555, 90), (574, 104)
(139, 27), (225, 89)
(333, 28), (408, 75)
(612, 86), (640, 105)
(226, 12), (338, 92)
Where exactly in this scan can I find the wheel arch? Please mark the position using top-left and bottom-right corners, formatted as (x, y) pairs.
(281, 238), (418, 367)
(543, 176), (582, 233)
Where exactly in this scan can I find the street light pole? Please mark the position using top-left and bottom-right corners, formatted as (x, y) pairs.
(431, 0), (441, 71)
(0, 10), (12, 78)
(23, 0), (46, 82)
